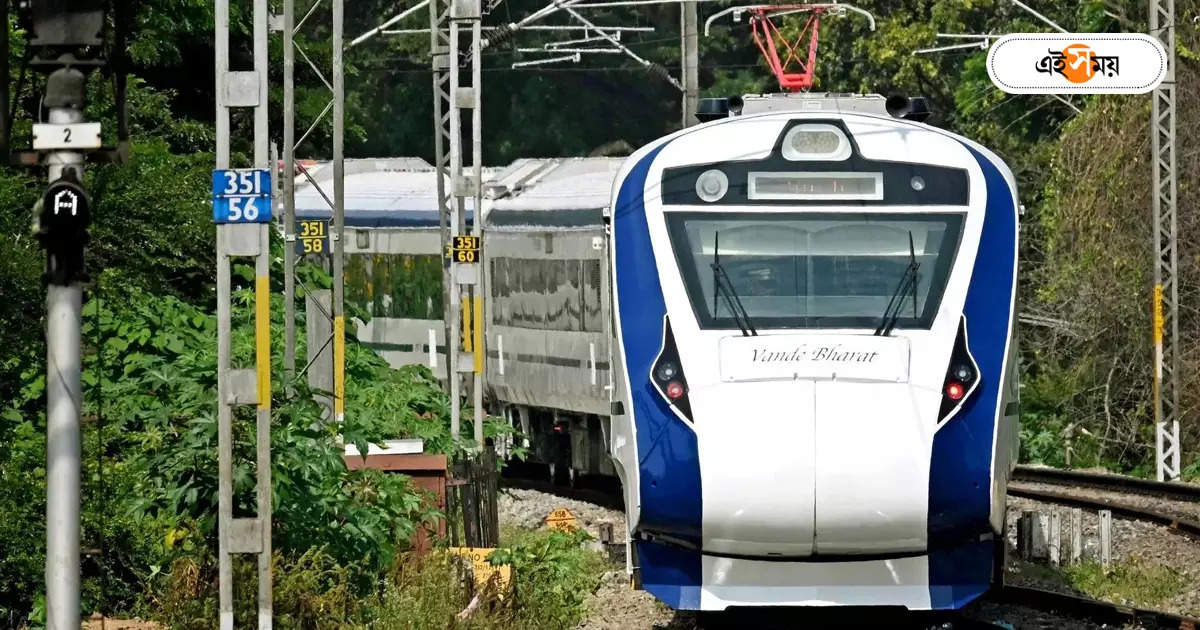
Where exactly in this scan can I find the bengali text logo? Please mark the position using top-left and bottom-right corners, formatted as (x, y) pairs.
(988, 34), (1166, 94)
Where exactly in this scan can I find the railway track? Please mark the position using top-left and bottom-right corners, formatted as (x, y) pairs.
(1013, 465), (1200, 503)
(990, 585), (1200, 630)
(1008, 465), (1200, 539)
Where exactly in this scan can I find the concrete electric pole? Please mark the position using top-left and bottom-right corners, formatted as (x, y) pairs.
(213, 0), (274, 624)
(680, 0), (699, 127)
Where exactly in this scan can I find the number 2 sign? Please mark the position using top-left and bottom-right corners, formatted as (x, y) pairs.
(212, 169), (273, 224)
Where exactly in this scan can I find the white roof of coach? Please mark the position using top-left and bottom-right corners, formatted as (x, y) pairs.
(291, 156), (624, 230)
(485, 157), (624, 229)
(293, 157), (501, 228)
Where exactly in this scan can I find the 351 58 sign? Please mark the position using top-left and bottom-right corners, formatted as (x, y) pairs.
(296, 219), (329, 255)
(212, 169), (272, 224)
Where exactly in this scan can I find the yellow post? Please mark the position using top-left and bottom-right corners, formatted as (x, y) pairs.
(255, 275), (271, 409)
(461, 296), (472, 352)
(473, 296), (483, 373)
(1153, 284), (1164, 420)
(334, 315), (345, 421)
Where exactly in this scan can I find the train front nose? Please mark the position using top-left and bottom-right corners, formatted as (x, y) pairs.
(693, 335), (938, 558)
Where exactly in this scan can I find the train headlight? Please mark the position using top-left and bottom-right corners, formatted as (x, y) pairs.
(781, 124), (851, 161)
(695, 169), (728, 203)
(910, 175), (926, 191)
(938, 317), (979, 424)
(651, 317), (693, 421)
(952, 363), (974, 382)
(655, 361), (679, 382)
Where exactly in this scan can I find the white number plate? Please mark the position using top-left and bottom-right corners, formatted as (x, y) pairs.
(718, 334), (910, 383)
(32, 123), (103, 150)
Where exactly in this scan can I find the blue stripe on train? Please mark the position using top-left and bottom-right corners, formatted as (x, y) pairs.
(927, 145), (1017, 609)
(613, 144), (704, 607)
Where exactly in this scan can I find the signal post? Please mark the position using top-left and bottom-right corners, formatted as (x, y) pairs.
(23, 3), (108, 628)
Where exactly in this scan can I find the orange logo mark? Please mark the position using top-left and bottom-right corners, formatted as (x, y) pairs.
(1035, 44), (1119, 82)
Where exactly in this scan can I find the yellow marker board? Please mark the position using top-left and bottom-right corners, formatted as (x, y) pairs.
(448, 547), (513, 599)
(446, 235), (481, 263)
(545, 507), (579, 532)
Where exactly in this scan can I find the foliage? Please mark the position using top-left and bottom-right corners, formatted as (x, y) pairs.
(484, 528), (606, 629)
(1064, 560), (1187, 609)
(368, 527), (607, 630)
(155, 551), (362, 630)
(0, 265), (512, 621)
(151, 528), (607, 630)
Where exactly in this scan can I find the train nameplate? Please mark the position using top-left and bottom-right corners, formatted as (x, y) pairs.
(718, 334), (910, 383)
(545, 507), (579, 533)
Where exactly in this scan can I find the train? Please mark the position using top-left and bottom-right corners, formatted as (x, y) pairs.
(295, 91), (1019, 613)
(606, 93), (1020, 611)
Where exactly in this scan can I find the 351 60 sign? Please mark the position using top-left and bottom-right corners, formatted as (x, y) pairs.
(447, 235), (480, 263)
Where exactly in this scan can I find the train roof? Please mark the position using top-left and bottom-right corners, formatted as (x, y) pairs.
(293, 157), (488, 228)
(485, 157), (624, 229)
(292, 156), (622, 230)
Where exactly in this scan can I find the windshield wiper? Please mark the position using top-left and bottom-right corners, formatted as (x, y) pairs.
(711, 231), (758, 337)
(874, 231), (920, 337)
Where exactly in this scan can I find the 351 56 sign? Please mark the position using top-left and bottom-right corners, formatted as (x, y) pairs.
(212, 169), (272, 224)
(445, 235), (480, 263)
(296, 219), (329, 255)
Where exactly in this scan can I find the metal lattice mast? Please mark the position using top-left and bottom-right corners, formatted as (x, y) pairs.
(1151, 0), (1180, 482)
(283, 0), (347, 421)
(432, 0), (455, 398)
(283, 0), (297, 387)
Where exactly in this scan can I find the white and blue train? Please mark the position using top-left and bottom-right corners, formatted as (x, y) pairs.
(607, 94), (1021, 611)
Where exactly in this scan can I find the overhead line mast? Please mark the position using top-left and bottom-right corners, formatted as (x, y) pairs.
(1150, 0), (1180, 482)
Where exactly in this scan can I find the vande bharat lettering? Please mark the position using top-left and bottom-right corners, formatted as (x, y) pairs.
(750, 345), (880, 364)
(719, 334), (909, 383)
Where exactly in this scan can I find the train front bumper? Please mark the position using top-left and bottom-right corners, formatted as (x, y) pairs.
(635, 537), (996, 611)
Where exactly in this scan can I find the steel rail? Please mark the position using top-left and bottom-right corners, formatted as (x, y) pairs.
(1013, 465), (1200, 503)
(1006, 484), (1200, 539)
(992, 585), (1200, 629)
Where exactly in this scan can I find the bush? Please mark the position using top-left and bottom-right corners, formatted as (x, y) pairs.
(0, 263), (510, 622)
(369, 528), (608, 630)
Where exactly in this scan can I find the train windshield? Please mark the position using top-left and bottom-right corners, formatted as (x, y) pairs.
(665, 212), (964, 330)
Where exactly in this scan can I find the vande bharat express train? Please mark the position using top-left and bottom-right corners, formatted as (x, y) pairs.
(608, 94), (1020, 611)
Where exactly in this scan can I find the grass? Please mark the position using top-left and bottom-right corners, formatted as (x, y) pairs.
(369, 526), (609, 630)
(148, 526), (610, 630)
(1063, 560), (1186, 609)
